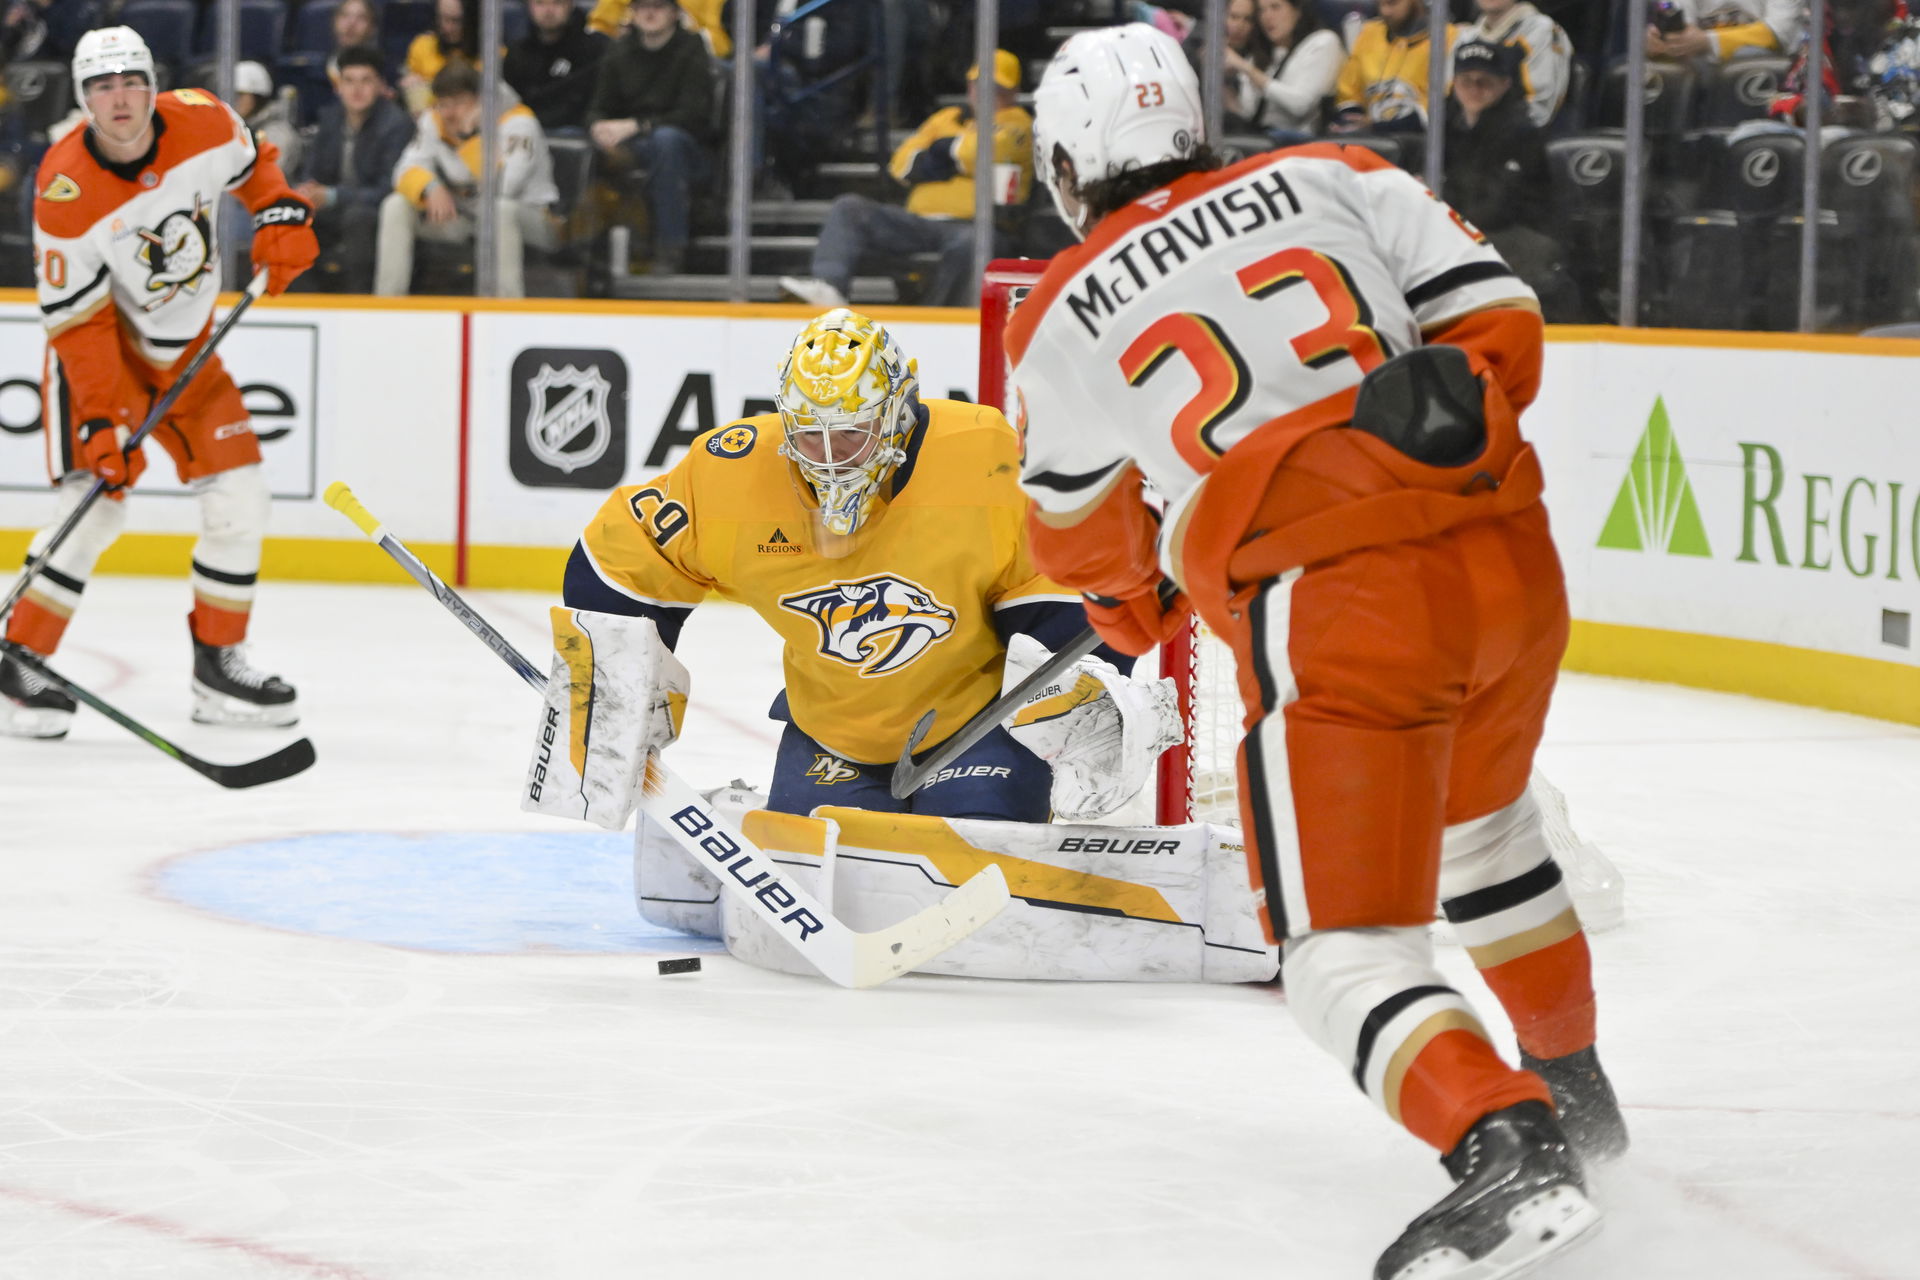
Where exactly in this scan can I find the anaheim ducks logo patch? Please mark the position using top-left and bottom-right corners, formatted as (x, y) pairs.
(779, 574), (956, 676)
(40, 174), (81, 202)
(134, 194), (215, 311)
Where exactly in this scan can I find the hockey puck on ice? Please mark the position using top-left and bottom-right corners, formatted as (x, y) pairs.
(656, 957), (702, 976)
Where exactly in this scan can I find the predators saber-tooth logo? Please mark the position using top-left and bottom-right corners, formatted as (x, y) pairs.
(805, 754), (862, 784)
(135, 195), (215, 311)
(779, 575), (957, 676)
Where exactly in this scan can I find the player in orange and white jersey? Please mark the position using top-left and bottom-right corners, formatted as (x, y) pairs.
(1, 26), (319, 739)
(1011, 25), (1622, 1280)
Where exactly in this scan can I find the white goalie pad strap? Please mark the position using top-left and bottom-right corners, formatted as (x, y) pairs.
(1000, 634), (1184, 821)
(522, 607), (689, 830)
(718, 807), (1278, 982)
(634, 781), (764, 936)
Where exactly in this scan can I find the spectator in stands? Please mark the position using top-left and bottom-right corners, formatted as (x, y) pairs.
(778, 51), (1032, 309)
(328, 0), (384, 86)
(506, 0), (609, 133)
(295, 45), (413, 294)
(1772, 0), (1920, 129)
(401, 0), (481, 113)
(1443, 39), (1579, 318)
(1462, 0), (1571, 126)
(233, 62), (303, 177)
(749, 0), (873, 191)
(1, 0), (93, 65)
(587, 0), (714, 276)
(1647, 0), (1805, 64)
(1219, 0), (1269, 132)
(590, 0), (732, 55)
(1333, 0), (1456, 132)
(1226, 0), (1345, 140)
(377, 62), (561, 297)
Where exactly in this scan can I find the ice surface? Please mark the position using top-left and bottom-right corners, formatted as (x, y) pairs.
(1, 578), (1915, 1279)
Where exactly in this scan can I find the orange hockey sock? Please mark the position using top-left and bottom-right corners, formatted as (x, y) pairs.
(1396, 1027), (1554, 1153)
(1477, 931), (1597, 1060)
(189, 599), (250, 648)
(4, 597), (71, 656)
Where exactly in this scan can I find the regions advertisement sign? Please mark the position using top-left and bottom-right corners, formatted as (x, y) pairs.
(1532, 339), (1920, 673)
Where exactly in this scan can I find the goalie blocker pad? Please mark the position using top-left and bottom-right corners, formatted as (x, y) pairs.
(523, 607), (688, 830)
(636, 804), (1277, 983)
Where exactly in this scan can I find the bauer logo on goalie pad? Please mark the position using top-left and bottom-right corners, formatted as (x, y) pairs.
(780, 575), (957, 676)
(509, 348), (629, 489)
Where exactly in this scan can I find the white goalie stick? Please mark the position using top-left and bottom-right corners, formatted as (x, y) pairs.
(323, 482), (1010, 988)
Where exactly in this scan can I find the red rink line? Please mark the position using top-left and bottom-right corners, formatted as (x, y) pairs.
(1641, 1168), (1891, 1280)
(0, 1183), (379, 1279)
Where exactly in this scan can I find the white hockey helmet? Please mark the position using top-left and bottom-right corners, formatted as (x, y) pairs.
(775, 309), (920, 541)
(73, 26), (157, 128)
(1032, 23), (1205, 236)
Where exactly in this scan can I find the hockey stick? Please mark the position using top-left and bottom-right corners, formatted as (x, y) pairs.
(889, 626), (1102, 800)
(2, 271), (269, 621)
(323, 482), (1010, 988)
(0, 639), (316, 789)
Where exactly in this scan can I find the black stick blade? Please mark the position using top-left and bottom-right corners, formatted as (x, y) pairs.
(188, 737), (317, 789)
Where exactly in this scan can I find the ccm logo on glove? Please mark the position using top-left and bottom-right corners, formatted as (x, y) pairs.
(252, 199), (314, 228)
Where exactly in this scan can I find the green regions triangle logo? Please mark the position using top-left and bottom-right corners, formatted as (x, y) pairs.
(1597, 397), (1712, 557)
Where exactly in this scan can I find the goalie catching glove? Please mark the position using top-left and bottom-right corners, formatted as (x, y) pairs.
(521, 607), (689, 829)
(1002, 634), (1183, 821)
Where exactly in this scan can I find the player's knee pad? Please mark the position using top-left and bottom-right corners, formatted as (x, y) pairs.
(191, 464), (270, 573)
(1281, 926), (1485, 1113)
(31, 473), (127, 580)
(1437, 787), (1578, 963)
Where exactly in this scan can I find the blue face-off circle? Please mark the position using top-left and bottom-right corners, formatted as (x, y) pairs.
(151, 831), (726, 956)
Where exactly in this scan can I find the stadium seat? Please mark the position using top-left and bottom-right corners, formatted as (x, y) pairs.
(1661, 130), (1801, 328)
(1598, 58), (1695, 137)
(1820, 132), (1920, 327)
(1696, 55), (1790, 127)
(119, 0), (199, 71)
(2, 62), (73, 141)
(1546, 133), (1646, 321)
(291, 1), (340, 54)
(503, 6), (531, 44)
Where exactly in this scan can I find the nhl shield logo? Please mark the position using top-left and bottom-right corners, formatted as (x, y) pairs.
(509, 348), (629, 489)
(527, 364), (612, 473)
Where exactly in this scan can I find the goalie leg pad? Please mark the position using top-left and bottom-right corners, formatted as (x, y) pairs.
(522, 608), (688, 830)
(634, 781), (765, 936)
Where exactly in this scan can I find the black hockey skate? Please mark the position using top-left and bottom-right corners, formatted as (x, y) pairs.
(1375, 1101), (1601, 1280)
(0, 651), (76, 739)
(191, 629), (299, 727)
(1522, 1045), (1629, 1163)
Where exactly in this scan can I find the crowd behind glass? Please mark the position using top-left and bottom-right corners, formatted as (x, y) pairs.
(2, 0), (1913, 330)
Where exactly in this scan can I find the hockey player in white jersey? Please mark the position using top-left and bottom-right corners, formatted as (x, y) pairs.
(1, 26), (319, 738)
(1009, 23), (1624, 1280)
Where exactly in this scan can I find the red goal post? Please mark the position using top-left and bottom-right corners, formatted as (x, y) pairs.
(980, 259), (1212, 828)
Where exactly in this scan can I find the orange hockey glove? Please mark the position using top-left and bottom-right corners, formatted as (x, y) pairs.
(77, 418), (146, 496)
(250, 197), (319, 295)
(1081, 580), (1191, 657)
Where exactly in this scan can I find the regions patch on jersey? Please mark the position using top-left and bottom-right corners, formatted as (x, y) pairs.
(40, 174), (81, 202)
(780, 574), (957, 676)
(707, 424), (757, 457)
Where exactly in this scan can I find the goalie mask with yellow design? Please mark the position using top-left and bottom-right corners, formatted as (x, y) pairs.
(776, 309), (920, 540)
